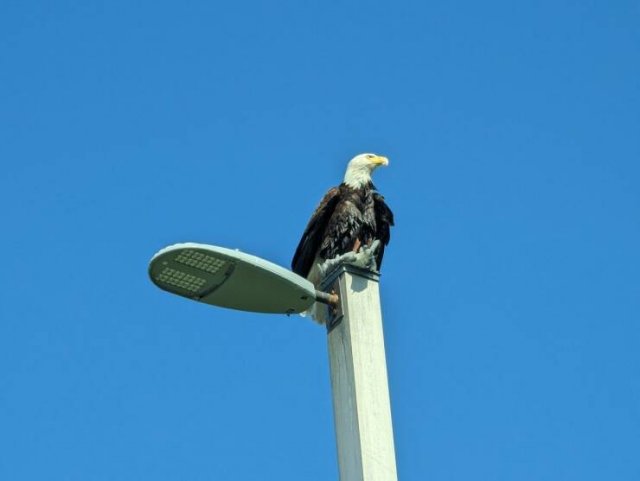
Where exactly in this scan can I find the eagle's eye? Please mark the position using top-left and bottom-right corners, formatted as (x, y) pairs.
(366, 154), (374, 159)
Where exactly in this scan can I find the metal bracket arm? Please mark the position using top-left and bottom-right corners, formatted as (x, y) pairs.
(315, 290), (339, 306)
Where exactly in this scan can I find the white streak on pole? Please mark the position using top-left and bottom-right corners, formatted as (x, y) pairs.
(324, 266), (398, 481)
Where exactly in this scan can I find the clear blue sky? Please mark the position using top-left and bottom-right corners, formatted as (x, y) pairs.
(1, 1), (639, 480)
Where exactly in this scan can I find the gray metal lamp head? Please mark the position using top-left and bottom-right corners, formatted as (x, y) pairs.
(149, 243), (316, 314)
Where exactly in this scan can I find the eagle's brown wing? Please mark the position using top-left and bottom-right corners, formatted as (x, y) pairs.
(291, 187), (341, 277)
(373, 192), (394, 269)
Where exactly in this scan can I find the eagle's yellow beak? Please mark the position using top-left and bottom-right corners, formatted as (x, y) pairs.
(372, 155), (389, 166)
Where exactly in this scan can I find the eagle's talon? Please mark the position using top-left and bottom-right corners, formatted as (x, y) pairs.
(318, 240), (381, 277)
(351, 239), (381, 271)
(319, 251), (359, 277)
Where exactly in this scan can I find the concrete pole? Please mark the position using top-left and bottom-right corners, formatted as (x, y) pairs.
(321, 265), (398, 481)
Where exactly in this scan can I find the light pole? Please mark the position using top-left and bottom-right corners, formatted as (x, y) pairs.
(322, 265), (398, 481)
(149, 242), (397, 481)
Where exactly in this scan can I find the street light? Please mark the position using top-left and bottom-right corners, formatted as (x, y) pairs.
(149, 242), (323, 314)
(149, 242), (398, 481)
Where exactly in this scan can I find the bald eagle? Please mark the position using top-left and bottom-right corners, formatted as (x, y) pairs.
(291, 153), (394, 313)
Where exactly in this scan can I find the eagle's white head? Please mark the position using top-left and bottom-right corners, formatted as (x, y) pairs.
(343, 153), (389, 188)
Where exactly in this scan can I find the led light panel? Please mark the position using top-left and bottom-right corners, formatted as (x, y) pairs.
(174, 250), (226, 274)
(155, 267), (207, 293)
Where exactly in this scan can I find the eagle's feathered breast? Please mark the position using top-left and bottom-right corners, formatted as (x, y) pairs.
(320, 183), (376, 257)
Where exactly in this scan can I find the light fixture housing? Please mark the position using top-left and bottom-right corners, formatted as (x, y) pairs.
(149, 243), (316, 314)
